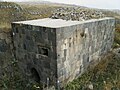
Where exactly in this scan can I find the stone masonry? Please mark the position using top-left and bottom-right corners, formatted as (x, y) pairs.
(11, 17), (115, 88)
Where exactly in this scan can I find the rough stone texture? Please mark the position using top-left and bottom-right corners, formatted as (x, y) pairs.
(50, 7), (105, 21)
(11, 17), (115, 88)
(56, 18), (115, 87)
(12, 23), (57, 86)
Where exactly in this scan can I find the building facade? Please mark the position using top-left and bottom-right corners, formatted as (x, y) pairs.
(11, 17), (115, 88)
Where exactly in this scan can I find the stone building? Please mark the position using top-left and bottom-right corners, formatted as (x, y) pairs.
(11, 17), (115, 88)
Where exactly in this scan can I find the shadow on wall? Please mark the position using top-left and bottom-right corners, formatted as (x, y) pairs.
(30, 68), (40, 83)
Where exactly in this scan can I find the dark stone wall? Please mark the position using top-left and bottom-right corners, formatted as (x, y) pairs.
(12, 23), (57, 86)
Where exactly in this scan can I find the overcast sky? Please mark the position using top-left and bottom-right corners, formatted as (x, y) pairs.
(2, 0), (120, 9)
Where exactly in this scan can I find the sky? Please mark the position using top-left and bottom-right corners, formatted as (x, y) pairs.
(48, 0), (120, 9)
(1, 0), (120, 9)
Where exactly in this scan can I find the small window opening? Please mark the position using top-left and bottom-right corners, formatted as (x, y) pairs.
(31, 68), (40, 83)
(38, 46), (48, 56)
(69, 37), (71, 47)
(80, 32), (85, 37)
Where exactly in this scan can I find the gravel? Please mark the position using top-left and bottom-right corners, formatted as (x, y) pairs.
(50, 7), (106, 21)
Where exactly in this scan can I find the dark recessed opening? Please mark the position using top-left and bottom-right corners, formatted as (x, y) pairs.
(19, 34), (22, 38)
(69, 43), (71, 47)
(79, 65), (82, 73)
(69, 37), (71, 47)
(64, 49), (67, 57)
(31, 68), (40, 83)
(80, 32), (85, 37)
(38, 46), (48, 56)
(87, 57), (90, 62)
(118, 50), (120, 53)
(23, 44), (26, 50)
(16, 28), (18, 33)
(76, 34), (77, 38)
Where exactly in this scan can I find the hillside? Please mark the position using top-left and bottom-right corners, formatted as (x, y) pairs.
(0, 2), (120, 90)
(0, 2), (61, 32)
(0, 2), (24, 31)
(20, 3), (61, 20)
(111, 9), (120, 15)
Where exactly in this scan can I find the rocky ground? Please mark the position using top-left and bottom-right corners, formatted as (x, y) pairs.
(50, 7), (105, 21)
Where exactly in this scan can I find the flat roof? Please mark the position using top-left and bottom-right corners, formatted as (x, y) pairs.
(13, 17), (114, 28)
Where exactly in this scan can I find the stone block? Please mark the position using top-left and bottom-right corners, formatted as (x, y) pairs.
(11, 17), (115, 88)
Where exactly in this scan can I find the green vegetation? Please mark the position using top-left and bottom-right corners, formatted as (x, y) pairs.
(0, 2), (24, 31)
(20, 4), (60, 20)
(65, 52), (120, 90)
(113, 24), (120, 48)
(0, 58), (43, 90)
(0, 2), (61, 90)
(0, 2), (61, 31)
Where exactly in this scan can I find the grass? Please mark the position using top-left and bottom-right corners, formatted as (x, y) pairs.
(65, 52), (120, 90)
(0, 2), (24, 32)
(0, 2), (61, 31)
(20, 4), (61, 20)
(113, 24), (120, 48)
(0, 2), (61, 90)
